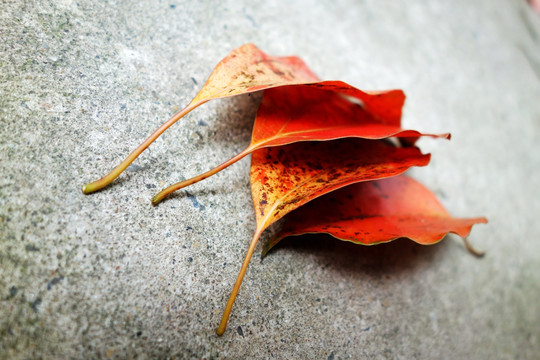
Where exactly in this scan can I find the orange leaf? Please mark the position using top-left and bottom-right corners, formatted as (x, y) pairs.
(263, 175), (488, 255)
(188, 43), (319, 103)
(82, 43), (319, 194)
(251, 140), (431, 230)
(152, 85), (447, 204)
(250, 85), (448, 148)
(82, 44), (446, 198)
(216, 139), (430, 335)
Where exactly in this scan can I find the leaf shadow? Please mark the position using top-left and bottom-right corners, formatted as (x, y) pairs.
(264, 233), (450, 280)
(155, 173), (250, 208)
(207, 92), (263, 148)
(139, 92), (259, 194)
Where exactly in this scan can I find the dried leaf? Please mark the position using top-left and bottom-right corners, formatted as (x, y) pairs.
(251, 140), (430, 230)
(251, 85), (448, 147)
(82, 43), (318, 194)
(188, 44), (319, 103)
(80, 44), (486, 337)
(216, 139), (430, 334)
(152, 85), (448, 204)
(263, 175), (488, 255)
(83, 43), (445, 197)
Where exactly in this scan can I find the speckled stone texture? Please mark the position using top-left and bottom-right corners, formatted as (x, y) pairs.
(1, 1), (539, 359)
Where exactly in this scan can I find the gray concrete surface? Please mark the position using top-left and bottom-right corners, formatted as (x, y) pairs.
(1, 1), (540, 359)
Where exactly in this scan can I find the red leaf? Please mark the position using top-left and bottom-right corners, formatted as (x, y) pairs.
(263, 175), (488, 255)
(216, 139), (430, 335)
(82, 43), (318, 194)
(80, 44), (485, 337)
(250, 139), (431, 230)
(152, 85), (447, 204)
(250, 85), (448, 148)
(82, 44), (447, 198)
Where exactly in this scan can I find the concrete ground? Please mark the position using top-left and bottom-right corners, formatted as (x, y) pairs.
(1, 1), (539, 359)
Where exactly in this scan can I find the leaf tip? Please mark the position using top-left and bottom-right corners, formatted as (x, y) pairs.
(260, 245), (270, 259)
(261, 236), (281, 258)
(462, 237), (485, 258)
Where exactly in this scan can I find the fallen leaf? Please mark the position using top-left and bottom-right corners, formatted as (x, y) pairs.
(216, 138), (430, 335)
(263, 175), (487, 255)
(83, 44), (445, 197)
(250, 85), (449, 148)
(82, 43), (319, 194)
(80, 44), (487, 337)
(152, 85), (448, 204)
(250, 140), (430, 230)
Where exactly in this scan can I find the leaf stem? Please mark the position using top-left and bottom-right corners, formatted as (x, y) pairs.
(81, 102), (202, 194)
(216, 225), (265, 336)
(462, 237), (485, 258)
(151, 145), (254, 205)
